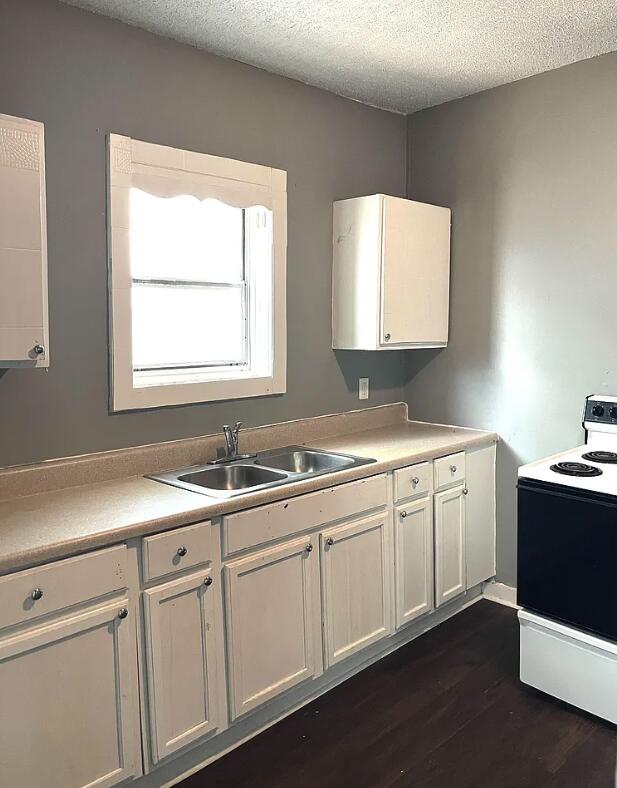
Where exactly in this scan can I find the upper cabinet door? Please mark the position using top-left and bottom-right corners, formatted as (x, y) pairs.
(380, 196), (450, 347)
(321, 513), (392, 667)
(143, 569), (221, 764)
(0, 114), (49, 367)
(0, 600), (140, 788)
(224, 535), (321, 720)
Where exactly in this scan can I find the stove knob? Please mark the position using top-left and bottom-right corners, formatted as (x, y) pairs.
(610, 407), (617, 420)
(592, 405), (605, 418)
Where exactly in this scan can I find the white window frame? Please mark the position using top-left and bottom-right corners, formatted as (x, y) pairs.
(107, 134), (287, 411)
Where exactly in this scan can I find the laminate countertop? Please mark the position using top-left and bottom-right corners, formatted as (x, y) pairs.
(0, 416), (497, 574)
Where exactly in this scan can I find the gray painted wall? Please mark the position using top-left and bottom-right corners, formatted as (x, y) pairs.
(0, 0), (407, 468)
(405, 52), (617, 585)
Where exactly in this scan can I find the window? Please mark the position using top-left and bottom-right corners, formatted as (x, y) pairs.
(108, 135), (286, 410)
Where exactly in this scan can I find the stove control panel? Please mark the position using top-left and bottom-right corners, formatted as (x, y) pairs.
(584, 397), (617, 425)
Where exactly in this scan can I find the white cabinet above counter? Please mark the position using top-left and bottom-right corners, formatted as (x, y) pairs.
(332, 194), (451, 350)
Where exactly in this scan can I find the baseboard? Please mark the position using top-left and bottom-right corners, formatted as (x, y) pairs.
(482, 580), (518, 609)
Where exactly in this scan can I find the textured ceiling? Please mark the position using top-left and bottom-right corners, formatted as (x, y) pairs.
(64, 0), (617, 112)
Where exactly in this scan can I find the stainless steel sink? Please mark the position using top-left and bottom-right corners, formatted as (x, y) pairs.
(257, 449), (353, 475)
(149, 445), (375, 498)
(178, 465), (287, 491)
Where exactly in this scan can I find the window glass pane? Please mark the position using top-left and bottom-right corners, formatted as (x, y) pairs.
(131, 284), (245, 369)
(129, 190), (244, 283)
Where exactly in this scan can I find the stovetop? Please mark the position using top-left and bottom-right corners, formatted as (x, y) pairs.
(519, 446), (617, 496)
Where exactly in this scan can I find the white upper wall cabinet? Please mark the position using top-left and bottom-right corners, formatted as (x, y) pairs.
(332, 194), (450, 350)
(0, 114), (49, 367)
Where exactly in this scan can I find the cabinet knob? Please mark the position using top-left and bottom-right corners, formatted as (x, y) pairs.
(32, 344), (45, 356)
(204, 576), (213, 586)
(326, 537), (334, 546)
(463, 488), (469, 495)
(305, 543), (313, 553)
(118, 608), (129, 620)
(400, 511), (408, 519)
(450, 465), (457, 473)
(411, 477), (420, 486)
(31, 587), (43, 601)
(176, 545), (188, 557)
(384, 333), (391, 342)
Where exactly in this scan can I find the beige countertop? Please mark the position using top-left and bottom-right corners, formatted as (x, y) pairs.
(0, 411), (496, 574)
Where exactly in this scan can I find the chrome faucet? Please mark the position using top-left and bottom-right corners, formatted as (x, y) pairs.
(209, 422), (256, 464)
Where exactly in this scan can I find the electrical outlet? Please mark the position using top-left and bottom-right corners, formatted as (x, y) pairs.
(359, 377), (369, 400)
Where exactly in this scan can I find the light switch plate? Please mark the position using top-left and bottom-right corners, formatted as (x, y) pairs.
(359, 378), (369, 400)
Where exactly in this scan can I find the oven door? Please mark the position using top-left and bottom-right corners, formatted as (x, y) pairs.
(518, 477), (617, 641)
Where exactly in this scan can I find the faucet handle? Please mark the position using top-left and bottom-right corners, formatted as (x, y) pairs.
(233, 421), (243, 435)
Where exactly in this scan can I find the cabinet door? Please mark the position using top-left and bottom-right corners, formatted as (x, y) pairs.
(321, 513), (392, 667)
(224, 535), (320, 720)
(143, 570), (220, 763)
(380, 196), (450, 347)
(394, 498), (433, 628)
(435, 484), (466, 606)
(465, 444), (496, 589)
(0, 600), (139, 788)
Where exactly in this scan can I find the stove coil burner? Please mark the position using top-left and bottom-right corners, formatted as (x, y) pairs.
(550, 461), (603, 477)
(582, 451), (617, 464)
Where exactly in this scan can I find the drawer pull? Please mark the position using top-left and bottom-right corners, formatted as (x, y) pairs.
(411, 477), (420, 486)
(176, 546), (188, 557)
(31, 587), (43, 601)
(463, 488), (469, 495)
(118, 608), (129, 620)
(305, 543), (313, 553)
(204, 576), (213, 587)
(450, 465), (457, 473)
(400, 511), (408, 519)
(326, 537), (334, 547)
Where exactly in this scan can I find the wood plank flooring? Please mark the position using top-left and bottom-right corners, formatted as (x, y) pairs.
(181, 601), (617, 788)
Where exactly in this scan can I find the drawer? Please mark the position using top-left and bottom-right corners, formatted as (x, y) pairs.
(394, 462), (432, 502)
(142, 521), (212, 582)
(0, 544), (127, 631)
(223, 474), (388, 556)
(434, 452), (466, 490)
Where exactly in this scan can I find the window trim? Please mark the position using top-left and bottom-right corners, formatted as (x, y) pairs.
(107, 134), (287, 411)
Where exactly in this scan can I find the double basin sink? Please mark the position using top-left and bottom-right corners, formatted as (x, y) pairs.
(150, 446), (376, 499)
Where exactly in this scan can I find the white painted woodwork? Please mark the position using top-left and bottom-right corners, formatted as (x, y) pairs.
(394, 498), (433, 628)
(434, 484), (466, 607)
(222, 474), (387, 555)
(0, 544), (127, 631)
(0, 599), (139, 788)
(143, 569), (220, 763)
(0, 113), (49, 367)
(332, 194), (450, 350)
(393, 461), (432, 502)
(142, 521), (212, 582)
(434, 451), (466, 491)
(465, 444), (496, 588)
(321, 513), (392, 667)
(224, 535), (321, 720)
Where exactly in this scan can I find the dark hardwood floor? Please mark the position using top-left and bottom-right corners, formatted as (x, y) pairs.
(181, 601), (617, 788)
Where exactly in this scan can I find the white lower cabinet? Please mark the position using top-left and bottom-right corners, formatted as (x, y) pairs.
(465, 444), (496, 588)
(224, 535), (321, 720)
(434, 484), (466, 606)
(143, 569), (220, 763)
(394, 497), (433, 627)
(321, 513), (392, 667)
(0, 599), (139, 788)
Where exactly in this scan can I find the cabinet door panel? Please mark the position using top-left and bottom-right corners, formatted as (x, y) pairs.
(380, 196), (450, 346)
(143, 570), (220, 763)
(395, 498), (433, 627)
(321, 514), (392, 667)
(435, 485), (466, 606)
(465, 444), (496, 588)
(224, 536), (320, 720)
(0, 600), (139, 788)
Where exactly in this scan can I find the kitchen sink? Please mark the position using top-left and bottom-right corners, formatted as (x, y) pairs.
(149, 445), (375, 498)
(257, 449), (353, 475)
(178, 465), (287, 491)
